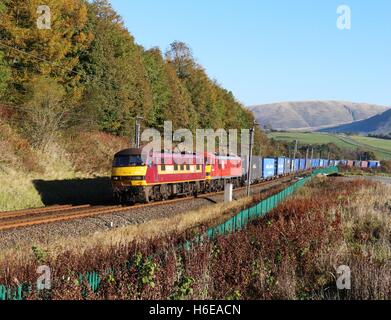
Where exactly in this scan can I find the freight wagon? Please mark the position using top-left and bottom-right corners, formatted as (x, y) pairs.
(250, 156), (263, 182)
(284, 158), (292, 174)
(293, 159), (300, 172)
(312, 159), (320, 168)
(299, 159), (306, 171)
(263, 158), (276, 179)
(368, 161), (380, 168)
(276, 157), (285, 176)
(241, 156), (263, 183)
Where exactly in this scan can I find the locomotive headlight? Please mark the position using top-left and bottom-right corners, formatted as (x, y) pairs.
(129, 176), (145, 181)
(111, 176), (145, 181)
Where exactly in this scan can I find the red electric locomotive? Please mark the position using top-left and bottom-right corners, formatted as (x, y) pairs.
(209, 154), (243, 188)
(111, 148), (243, 204)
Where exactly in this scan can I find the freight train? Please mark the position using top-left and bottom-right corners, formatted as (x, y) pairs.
(111, 148), (381, 204)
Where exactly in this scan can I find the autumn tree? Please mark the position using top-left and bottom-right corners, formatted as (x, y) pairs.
(142, 48), (171, 130)
(0, 1), (272, 156)
(22, 76), (68, 150)
(79, 0), (152, 136)
(0, 0), (90, 105)
(165, 41), (196, 79)
(164, 62), (198, 131)
(142, 48), (197, 131)
(0, 50), (10, 99)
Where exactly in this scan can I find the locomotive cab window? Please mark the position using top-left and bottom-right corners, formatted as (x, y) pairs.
(113, 155), (143, 167)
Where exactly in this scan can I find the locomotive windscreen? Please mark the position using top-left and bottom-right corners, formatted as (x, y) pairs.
(113, 155), (143, 167)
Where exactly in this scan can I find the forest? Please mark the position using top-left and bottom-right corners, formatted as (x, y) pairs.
(0, 0), (271, 155)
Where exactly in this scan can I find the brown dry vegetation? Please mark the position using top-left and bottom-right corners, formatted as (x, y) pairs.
(0, 119), (42, 173)
(0, 123), (128, 211)
(0, 177), (389, 300)
(61, 131), (129, 175)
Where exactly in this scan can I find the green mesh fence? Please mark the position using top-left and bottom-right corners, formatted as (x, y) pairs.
(0, 166), (338, 300)
(0, 285), (24, 301)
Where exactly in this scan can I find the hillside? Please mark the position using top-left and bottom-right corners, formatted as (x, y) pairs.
(321, 108), (391, 135)
(0, 1), (269, 152)
(0, 0), (274, 211)
(249, 101), (389, 131)
(268, 131), (391, 160)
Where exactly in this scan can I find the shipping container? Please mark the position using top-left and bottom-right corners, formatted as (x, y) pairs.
(263, 158), (276, 179)
(241, 156), (263, 182)
(284, 158), (292, 174)
(312, 159), (320, 168)
(293, 159), (300, 172)
(361, 161), (368, 168)
(347, 160), (354, 167)
(339, 160), (347, 166)
(368, 161), (380, 168)
(276, 157), (285, 176)
(299, 159), (306, 171)
(251, 156), (263, 181)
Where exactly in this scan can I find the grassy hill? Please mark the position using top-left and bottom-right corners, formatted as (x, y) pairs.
(268, 132), (355, 150)
(321, 108), (391, 135)
(268, 132), (391, 160)
(250, 101), (389, 131)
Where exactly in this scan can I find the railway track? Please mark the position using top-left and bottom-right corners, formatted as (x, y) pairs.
(0, 177), (296, 231)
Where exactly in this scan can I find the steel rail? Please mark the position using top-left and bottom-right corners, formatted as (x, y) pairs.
(0, 175), (297, 231)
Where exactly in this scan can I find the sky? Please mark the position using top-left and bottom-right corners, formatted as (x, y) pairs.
(110, 0), (391, 107)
